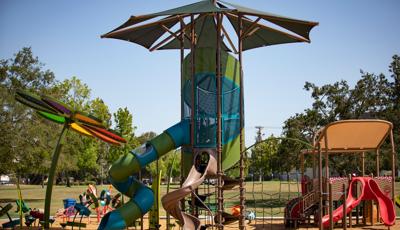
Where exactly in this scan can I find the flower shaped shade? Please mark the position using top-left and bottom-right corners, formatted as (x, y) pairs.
(15, 90), (126, 145)
(15, 89), (126, 228)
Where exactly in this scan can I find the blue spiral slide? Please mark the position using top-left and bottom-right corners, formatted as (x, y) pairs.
(98, 121), (189, 229)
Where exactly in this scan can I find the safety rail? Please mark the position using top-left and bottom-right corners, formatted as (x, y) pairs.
(302, 190), (318, 212)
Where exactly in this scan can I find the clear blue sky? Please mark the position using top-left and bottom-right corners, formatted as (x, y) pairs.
(1, 0), (399, 145)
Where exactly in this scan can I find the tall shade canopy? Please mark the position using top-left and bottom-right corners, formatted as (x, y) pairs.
(314, 120), (393, 152)
(101, 0), (318, 52)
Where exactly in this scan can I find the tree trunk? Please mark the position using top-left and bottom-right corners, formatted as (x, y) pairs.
(66, 171), (70, 187)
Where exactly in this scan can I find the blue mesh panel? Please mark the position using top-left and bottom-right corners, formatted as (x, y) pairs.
(182, 72), (241, 147)
(222, 118), (240, 144)
(197, 87), (216, 115)
(196, 117), (217, 147)
(222, 88), (240, 115)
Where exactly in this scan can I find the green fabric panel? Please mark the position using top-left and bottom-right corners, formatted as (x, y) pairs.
(219, 0), (318, 40)
(37, 111), (66, 124)
(226, 14), (304, 51)
(223, 51), (241, 85)
(149, 132), (175, 158)
(105, 19), (178, 49)
(148, 1), (228, 16)
(119, 202), (142, 226)
(183, 48), (240, 86)
(222, 129), (243, 171)
(181, 148), (193, 178)
(109, 153), (140, 182)
(182, 48), (242, 170)
(160, 15), (230, 51)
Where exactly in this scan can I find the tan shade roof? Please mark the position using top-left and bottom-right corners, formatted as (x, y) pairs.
(314, 120), (392, 152)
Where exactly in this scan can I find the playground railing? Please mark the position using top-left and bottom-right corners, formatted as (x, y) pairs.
(302, 190), (318, 213)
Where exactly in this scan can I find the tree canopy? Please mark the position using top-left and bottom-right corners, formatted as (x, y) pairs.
(276, 55), (400, 175)
(0, 48), (143, 184)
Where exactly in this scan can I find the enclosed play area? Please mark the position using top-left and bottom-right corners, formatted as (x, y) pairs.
(284, 120), (396, 229)
(1, 0), (399, 230)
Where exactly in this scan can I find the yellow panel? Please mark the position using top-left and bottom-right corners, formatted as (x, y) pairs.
(70, 123), (93, 137)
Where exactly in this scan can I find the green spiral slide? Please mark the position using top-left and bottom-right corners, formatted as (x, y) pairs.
(98, 120), (189, 229)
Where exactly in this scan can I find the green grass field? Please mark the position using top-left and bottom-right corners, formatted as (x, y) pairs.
(1, 181), (400, 219)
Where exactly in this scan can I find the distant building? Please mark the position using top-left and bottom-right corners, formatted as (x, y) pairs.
(0, 175), (10, 184)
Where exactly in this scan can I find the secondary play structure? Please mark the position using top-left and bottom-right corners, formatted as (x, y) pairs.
(99, 0), (318, 229)
(284, 119), (396, 229)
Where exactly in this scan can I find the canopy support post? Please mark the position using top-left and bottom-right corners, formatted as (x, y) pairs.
(361, 151), (365, 176)
(216, 12), (224, 230)
(238, 13), (245, 230)
(318, 142), (323, 230)
(179, 17), (186, 219)
(376, 149), (380, 176)
(190, 13), (197, 218)
(390, 130), (396, 201)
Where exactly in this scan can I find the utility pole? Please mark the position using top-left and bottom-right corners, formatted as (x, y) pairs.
(255, 126), (264, 143)
(254, 126), (265, 182)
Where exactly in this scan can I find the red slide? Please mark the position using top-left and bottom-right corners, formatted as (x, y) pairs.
(369, 179), (396, 226)
(322, 177), (395, 228)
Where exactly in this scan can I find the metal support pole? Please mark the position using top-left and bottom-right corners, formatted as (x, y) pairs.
(238, 13), (245, 230)
(329, 183), (333, 230)
(44, 124), (68, 229)
(342, 184), (347, 230)
(313, 150), (316, 178)
(318, 143), (323, 230)
(189, 14), (196, 216)
(179, 18), (186, 217)
(362, 151), (365, 176)
(390, 130), (396, 201)
(324, 130), (329, 215)
(301, 153), (304, 179)
(216, 12), (224, 230)
(355, 177), (359, 225)
(376, 149), (380, 177)
(139, 169), (144, 230)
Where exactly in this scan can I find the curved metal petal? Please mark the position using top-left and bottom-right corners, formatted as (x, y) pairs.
(42, 96), (73, 116)
(81, 124), (122, 145)
(82, 124), (127, 143)
(15, 90), (59, 114)
(70, 122), (93, 137)
(73, 112), (104, 128)
(37, 111), (66, 124)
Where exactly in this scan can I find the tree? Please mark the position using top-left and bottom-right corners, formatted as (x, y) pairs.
(77, 140), (100, 179)
(108, 107), (140, 164)
(250, 135), (279, 181)
(279, 54), (400, 175)
(0, 47), (56, 178)
(52, 76), (91, 112)
(89, 98), (112, 184)
(52, 77), (94, 185)
(137, 131), (157, 145)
